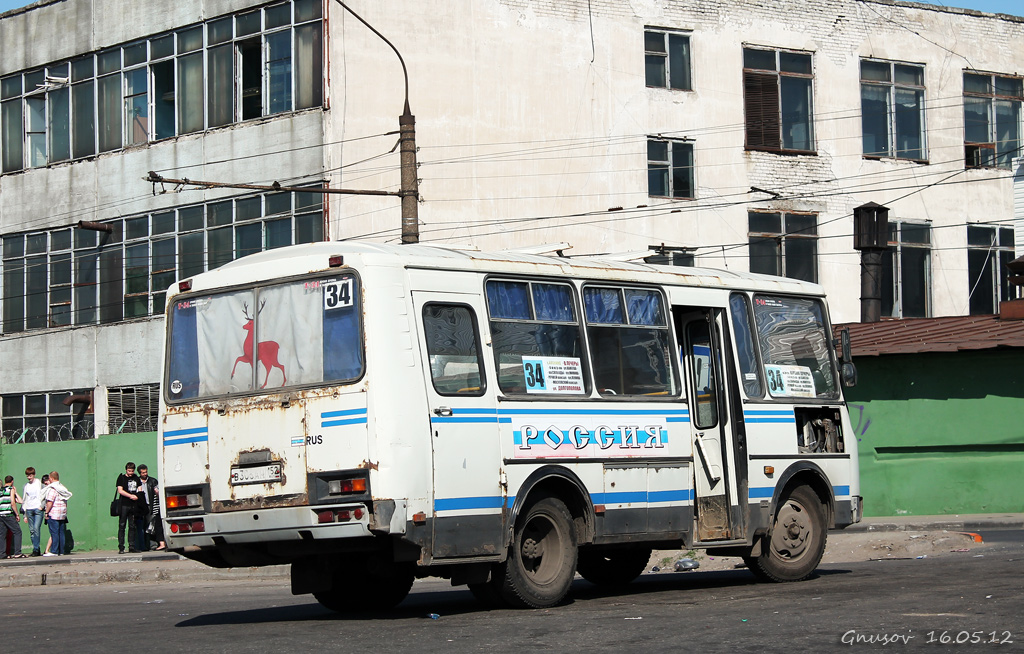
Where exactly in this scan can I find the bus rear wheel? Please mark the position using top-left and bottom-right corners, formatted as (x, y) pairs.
(493, 496), (577, 608)
(744, 485), (827, 582)
(576, 546), (652, 587)
(314, 560), (415, 613)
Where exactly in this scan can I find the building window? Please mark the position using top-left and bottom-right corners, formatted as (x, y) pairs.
(964, 72), (1022, 169)
(107, 384), (160, 433)
(1, 188), (324, 335)
(968, 225), (1016, 315)
(882, 222), (931, 318)
(748, 212), (817, 282)
(647, 138), (694, 199)
(644, 29), (691, 91)
(861, 59), (926, 161)
(743, 47), (814, 152)
(1, 390), (94, 443)
(0, 0), (323, 173)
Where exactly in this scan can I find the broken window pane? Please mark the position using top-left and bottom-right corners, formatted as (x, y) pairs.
(239, 38), (262, 120)
(125, 67), (148, 145)
(152, 60), (175, 140)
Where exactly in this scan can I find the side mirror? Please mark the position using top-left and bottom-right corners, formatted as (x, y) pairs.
(840, 327), (852, 363)
(841, 361), (858, 388)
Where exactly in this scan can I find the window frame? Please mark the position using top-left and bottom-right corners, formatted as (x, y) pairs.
(963, 70), (1023, 170)
(860, 58), (927, 162)
(422, 302), (487, 397)
(644, 28), (692, 91)
(747, 211), (818, 282)
(0, 1), (325, 173)
(967, 224), (1016, 315)
(882, 221), (932, 319)
(647, 137), (695, 199)
(484, 277), (590, 398)
(742, 46), (815, 154)
(164, 269), (366, 404)
(581, 283), (680, 400)
(0, 187), (325, 335)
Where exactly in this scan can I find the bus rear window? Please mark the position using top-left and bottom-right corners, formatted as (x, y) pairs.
(752, 295), (836, 399)
(166, 275), (363, 401)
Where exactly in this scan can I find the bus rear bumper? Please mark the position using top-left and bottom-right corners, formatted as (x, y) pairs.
(165, 503), (373, 549)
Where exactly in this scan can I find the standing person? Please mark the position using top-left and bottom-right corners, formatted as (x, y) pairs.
(116, 462), (143, 554)
(137, 465), (157, 551)
(42, 470), (71, 556)
(21, 467), (44, 556)
(137, 465), (165, 551)
(0, 475), (25, 558)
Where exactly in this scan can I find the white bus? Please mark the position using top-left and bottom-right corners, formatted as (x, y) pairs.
(159, 241), (861, 610)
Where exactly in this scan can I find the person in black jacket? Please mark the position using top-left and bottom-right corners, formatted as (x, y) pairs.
(115, 462), (143, 554)
(137, 465), (164, 551)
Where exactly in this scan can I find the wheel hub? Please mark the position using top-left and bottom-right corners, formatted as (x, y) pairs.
(522, 536), (542, 560)
(771, 500), (811, 559)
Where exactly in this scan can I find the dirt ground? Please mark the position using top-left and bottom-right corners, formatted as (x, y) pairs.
(649, 530), (986, 574)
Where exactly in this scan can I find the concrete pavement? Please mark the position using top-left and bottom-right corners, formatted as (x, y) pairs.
(1, 513), (1020, 589)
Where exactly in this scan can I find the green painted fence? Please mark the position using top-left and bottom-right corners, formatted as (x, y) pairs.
(0, 432), (157, 553)
(844, 350), (1024, 517)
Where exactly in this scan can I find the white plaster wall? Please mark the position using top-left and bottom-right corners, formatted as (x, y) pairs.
(2, 0), (1023, 402)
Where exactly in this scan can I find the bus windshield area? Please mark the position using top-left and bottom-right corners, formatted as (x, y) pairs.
(165, 274), (363, 402)
(752, 295), (837, 399)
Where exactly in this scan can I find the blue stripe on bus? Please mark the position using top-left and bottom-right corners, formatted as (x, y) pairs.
(322, 417), (369, 428)
(666, 416), (691, 423)
(512, 428), (668, 446)
(430, 416), (500, 424)
(164, 434), (209, 446)
(497, 408), (690, 417)
(434, 496), (505, 511)
(164, 427), (208, 438)
(833, 485), (850, 496)
(749, 487), (775, 499)
(434, 489), (693, 513)
(321, 408), (368, 419)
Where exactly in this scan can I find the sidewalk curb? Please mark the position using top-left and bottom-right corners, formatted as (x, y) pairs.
(0, 563), (288, 589)
(842, 516), (1024, 533)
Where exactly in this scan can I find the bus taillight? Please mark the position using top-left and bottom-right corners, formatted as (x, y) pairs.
(166, 493), (202, 509)
(327, 479), (366, 495)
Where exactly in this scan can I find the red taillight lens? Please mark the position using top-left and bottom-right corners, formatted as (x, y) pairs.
(353, 508), (364, 520)
(176, 522), (192, 534)
(191, 520), (205, 533)
(169, 523), (179, 534)
(317, 510), (334, 524)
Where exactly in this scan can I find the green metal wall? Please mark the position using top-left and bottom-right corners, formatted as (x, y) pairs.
(844, 350), (1024, 517)
(0, 432), (157, 552)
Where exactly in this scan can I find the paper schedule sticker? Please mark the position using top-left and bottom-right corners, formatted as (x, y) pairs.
(522, 357), (585, 394)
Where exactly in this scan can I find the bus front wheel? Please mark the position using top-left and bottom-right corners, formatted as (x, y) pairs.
(744, 485), (827, 582)
(494, 495), (578, 608)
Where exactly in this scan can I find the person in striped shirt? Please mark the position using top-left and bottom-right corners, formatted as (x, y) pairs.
(42, 471), (72, 557)
(0, 475), (24, 558)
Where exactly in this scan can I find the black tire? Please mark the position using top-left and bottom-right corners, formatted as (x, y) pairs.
(744, 485), (827, 582)
(492, 496), (578, 608)
(314, 560), (415, 612)
(576, 546), (652, 587)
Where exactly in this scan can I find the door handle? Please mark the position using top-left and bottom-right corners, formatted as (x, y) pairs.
(433, 407), (453, 417)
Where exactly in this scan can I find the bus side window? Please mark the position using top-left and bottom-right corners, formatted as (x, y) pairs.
(686, 318), (718, 429)
(422, 304), (486, 396)
(728, 293), (763, 398)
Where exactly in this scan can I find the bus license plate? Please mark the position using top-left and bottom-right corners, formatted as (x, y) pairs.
(230, 463), (282, 486)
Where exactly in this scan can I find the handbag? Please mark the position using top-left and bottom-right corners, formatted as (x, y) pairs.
(109, 490), (120, 517)
(145, 514), (158, 536)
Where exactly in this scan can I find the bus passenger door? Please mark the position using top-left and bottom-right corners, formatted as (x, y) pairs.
(413, 292), (504, 559)
(679, 309), (733, 541)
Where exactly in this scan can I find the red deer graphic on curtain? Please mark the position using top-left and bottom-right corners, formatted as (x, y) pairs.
(231, 300), (287, 388)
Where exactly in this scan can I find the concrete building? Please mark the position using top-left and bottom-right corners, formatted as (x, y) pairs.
(1, 0), (1022, 443)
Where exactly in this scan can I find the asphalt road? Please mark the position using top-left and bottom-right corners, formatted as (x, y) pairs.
(6, 530), (1021, 653)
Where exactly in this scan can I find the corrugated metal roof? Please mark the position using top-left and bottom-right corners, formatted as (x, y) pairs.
(835, 315), (1024, 357)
